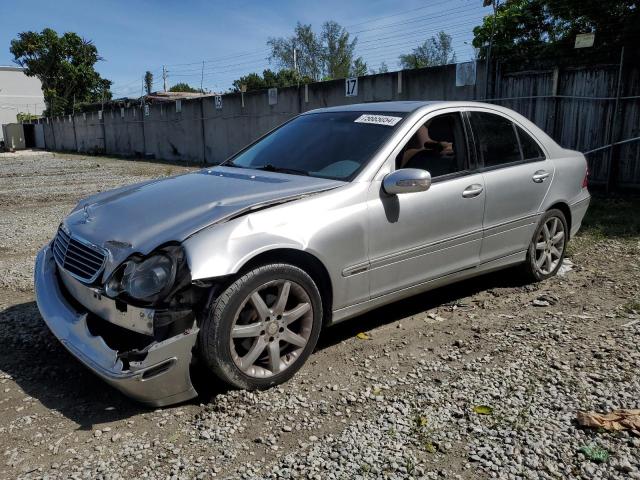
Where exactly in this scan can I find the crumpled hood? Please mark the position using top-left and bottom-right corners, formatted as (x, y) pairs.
(63, 166), (343, 274)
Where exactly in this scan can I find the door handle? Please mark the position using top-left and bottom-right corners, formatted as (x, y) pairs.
(532, 170), (551, 183)
(462, 184), (483, 198)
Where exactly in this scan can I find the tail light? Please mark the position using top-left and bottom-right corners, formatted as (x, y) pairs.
(582, 166), (589, 189)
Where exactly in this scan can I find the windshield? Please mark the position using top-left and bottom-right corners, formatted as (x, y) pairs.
(225, 111), (407, 180)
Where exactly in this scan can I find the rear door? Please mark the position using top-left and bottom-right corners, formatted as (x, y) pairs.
(467, 109), (554, 263)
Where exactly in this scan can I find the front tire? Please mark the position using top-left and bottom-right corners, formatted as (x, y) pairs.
(522, 209), (568, 282)
(199, 263), (322, 390)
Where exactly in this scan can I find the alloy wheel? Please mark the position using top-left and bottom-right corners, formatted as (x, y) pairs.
(534, 216), (565, 275)
(229, 279), (313, 378)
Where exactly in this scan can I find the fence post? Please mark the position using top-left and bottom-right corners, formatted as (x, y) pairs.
(551, 67), (561, 141)
(607, 46), (625, 193)
(71, 114), (78, 152)
(200, 97), (207, 165)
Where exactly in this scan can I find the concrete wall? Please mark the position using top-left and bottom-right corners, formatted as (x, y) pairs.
(2, 123), (25, 149)
(34, 123), (45, 149)
(33, 60), (640, 188)
(0, 66), (45, 141)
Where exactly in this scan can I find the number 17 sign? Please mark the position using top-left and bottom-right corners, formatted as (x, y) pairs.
(345, 77), (358, 97)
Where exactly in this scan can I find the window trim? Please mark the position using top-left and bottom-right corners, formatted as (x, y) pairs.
(465, 109), (548, 173)
(391, 110), (476, 182)
(514, 124), (547, 163)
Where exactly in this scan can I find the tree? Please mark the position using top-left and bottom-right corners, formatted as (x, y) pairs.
(16, 112), (38, 122)
(472, 0), (640, 65)
(267, 21), (368, 81)
(399, 32), (457, 69)
(375, 62), (389, 74)
(322, 21), (357, 79)
(231, 69), (312, 93)
(169, 82), (203, 93)
(350, 58), (368, 77)
(144, 71), (153, 95)
(10, 28), (112, 116)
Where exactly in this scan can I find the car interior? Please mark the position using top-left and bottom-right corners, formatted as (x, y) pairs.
(396, 113), (467, 178)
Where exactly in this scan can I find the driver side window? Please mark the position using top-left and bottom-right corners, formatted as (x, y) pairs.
(395, 113), (468, 178)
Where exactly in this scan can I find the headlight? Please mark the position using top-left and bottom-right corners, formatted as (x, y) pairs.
(109, 254), (176, 302)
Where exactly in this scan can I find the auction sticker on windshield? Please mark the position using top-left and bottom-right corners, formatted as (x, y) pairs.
(354, 114), (403, 127)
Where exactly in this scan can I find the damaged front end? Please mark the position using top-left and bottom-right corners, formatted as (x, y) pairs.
(34, 242), (207, 406)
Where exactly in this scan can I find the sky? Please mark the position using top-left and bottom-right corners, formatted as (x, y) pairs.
(0, 0), (488, 98)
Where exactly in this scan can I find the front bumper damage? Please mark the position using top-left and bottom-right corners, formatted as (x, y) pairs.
(34, 245), (199, 406)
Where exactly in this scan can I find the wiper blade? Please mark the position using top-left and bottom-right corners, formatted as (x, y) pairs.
(222, 161), (246, 169)
(256, 164), (309, 176)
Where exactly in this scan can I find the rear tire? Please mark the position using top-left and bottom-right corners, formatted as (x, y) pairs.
(198, 263), (322, 390)
(521, 209), (568, 282)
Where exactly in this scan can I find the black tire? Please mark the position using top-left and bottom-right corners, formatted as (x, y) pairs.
(198, 263), (323, 390)
(522, 208), (568, 282)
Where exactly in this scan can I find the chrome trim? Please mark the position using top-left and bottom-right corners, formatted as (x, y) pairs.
(53, 226), (107, 284)
(331, 251), (526, 324)
(368, 228), (484, 271)
(342, 262), (370, 277)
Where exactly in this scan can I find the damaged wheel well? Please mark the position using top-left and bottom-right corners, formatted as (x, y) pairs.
(239, 249), (334, 326)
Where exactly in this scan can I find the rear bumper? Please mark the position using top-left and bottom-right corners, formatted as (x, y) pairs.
(569, 193), (591, 238)
(34, 245), (198, 407)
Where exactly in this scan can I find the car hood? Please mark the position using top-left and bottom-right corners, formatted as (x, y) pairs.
(63, 166), (343, 271)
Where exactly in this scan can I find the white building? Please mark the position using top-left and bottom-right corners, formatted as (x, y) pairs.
(0, 66), (45, 141)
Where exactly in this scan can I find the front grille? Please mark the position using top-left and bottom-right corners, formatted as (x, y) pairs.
(52, 227), (106, 283)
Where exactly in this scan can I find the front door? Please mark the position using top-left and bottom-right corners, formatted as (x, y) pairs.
(367, 112), (485, 298)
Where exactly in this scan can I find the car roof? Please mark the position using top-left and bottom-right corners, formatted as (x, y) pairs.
(304, 101), (443, 114)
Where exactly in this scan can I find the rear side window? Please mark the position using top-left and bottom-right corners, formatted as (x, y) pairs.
(517, 126), (545, 160)
(469, 112), (521, 168)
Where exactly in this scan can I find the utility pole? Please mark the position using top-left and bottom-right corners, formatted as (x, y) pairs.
(200, 61), (205, 92)
(483, 0), (498, 100)
(162, 65), (168, 92)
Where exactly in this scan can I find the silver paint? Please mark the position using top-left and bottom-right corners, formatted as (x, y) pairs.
(35, 100), (590, 405)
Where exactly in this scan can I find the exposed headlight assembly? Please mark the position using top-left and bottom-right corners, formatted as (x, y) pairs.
(106, 246), (186, 305)
(121, 254), (175, 301)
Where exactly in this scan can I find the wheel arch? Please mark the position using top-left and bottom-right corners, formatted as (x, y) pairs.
(547, 202), (572, 239)
(239, 248), (334, 326)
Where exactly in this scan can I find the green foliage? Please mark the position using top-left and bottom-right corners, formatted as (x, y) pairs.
(375, 62), (389, 74)
(267, 21), (367, 81)
(144, 71), (153, 95)
(16, 112), (38, 122)
(10, 28), (112, 116)
(399, 31), (457, 69)
(579, 444), (610, 463)
(472, 0), (640, 65)
(231, 69), (312, 93)
(169, 82), (203, 93)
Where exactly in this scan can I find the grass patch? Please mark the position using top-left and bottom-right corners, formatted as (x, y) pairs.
(579, 196), (640, 240)
(622, 299), (640, 314)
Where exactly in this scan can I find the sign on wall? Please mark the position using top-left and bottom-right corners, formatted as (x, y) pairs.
(144, 104), (150, 117)
(176, 100), (182, 113)
(268, 88), (278, 105)
(455, 61), (477, 87)
(575, 33), (595, 49)
(345, 77), (358, 97)
(98, 110), (103, 120)
(215, 95), (223, 110)
(120, 107), (125, 118)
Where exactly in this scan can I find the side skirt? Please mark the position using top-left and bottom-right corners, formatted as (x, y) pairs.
(330, 251), (526, 325)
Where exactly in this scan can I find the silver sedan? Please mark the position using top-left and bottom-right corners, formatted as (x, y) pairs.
(34, 101), (590, 406)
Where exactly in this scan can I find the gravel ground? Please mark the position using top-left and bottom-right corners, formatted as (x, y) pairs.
(1, 151), (639, 480)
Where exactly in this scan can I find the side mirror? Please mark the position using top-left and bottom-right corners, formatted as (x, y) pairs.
(382, 168), (431, 195)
